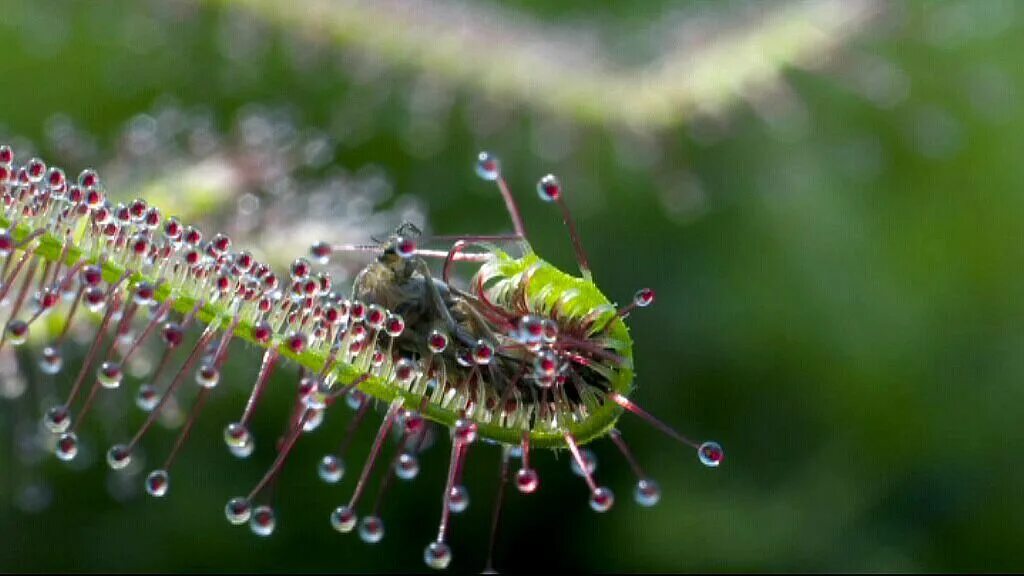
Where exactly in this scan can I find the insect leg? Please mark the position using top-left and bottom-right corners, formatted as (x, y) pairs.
(414, 259), (478, 349)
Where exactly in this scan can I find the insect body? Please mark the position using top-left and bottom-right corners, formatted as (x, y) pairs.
(351, 230), (634, 447)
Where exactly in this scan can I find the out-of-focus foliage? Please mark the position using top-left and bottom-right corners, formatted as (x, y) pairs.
(1, 0), (1023, 571)
(212, 0), (880, 128)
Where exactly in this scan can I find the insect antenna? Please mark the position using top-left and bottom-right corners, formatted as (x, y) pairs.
(428, 234), (524, 244)
(311, 239), (492, 267)
(610, 392), (725, 468)
(412, 248), (492, 263)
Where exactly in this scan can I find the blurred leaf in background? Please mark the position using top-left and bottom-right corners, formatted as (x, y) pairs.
(1, 0), (1024, 572)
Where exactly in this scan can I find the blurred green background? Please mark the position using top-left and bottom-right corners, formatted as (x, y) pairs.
(2, 0), (1023, 572)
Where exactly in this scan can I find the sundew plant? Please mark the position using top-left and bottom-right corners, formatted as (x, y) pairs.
(0, 141), (723, 571)
(5, 0), (1024, 573)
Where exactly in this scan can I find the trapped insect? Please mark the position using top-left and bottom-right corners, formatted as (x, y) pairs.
(0, 143), (723, 571)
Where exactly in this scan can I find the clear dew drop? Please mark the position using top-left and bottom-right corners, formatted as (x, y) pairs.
(475, 151), (500, 181)
(311, 241), (332, 265)
(304, 380), (329, 410)
(536, 173), (561, 202)
(194, 363), (220, 388)
(515, 468), (539, 494)
(358, 515), (385, 544)
(133, 282), (156, 306)
(472, 340), (494, 365)
(84, 287), (107, 312)
(426, 329), (448, 354)
(423, 541), (452, 570)
(634, 478), (661, 507)
(516, 315), (543, 344)
(223, 422), (252, 453)
(454, 419), (477, 444)
(230, 442), (255, 458)
(97, 361), (123, 389)
(249, 505), (276, 536)
(38, 346), (63, 375)
(365, 305), (386, 330)
(541, 319), (559, 344)
(44, 405), (70, 434)
(36, 288), (60, 313)
(145, 469), (169, 497)
(395, 237), (416, 259)
(116, 331), (136, 351)
(569, 448), (597, 477)
(318, 454), (344, 483)
(0, 230), (12, 258)
(698, 441), (724, 467)
(25, 158), (46, 183)
(403, 411), (424, 435)
(330, 505), (357, 533)
(161, 322), (184, 348)
(633, 287), (655, 308)
(303, 408), (324, 432)
(533, 373), (555, 389)
(6, 320), (29, 346)
(395, 452), (419, 480)
(447, 485), (469, 514)
(106, 444), (132, 470)
(385, 314), (405, 337)
(589, 486), (615, 513)
(225, 497), (252, 525)
(346, 390), (366, 410)
(533, 349), (559, 378)
(393, 358), (418, 387)
(290, 257), (311, 281)
(349, 300), (366, 323)
(77, 168), (98, 188)
(55, 432), (78, 461)
(135, 384), (159, 412)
